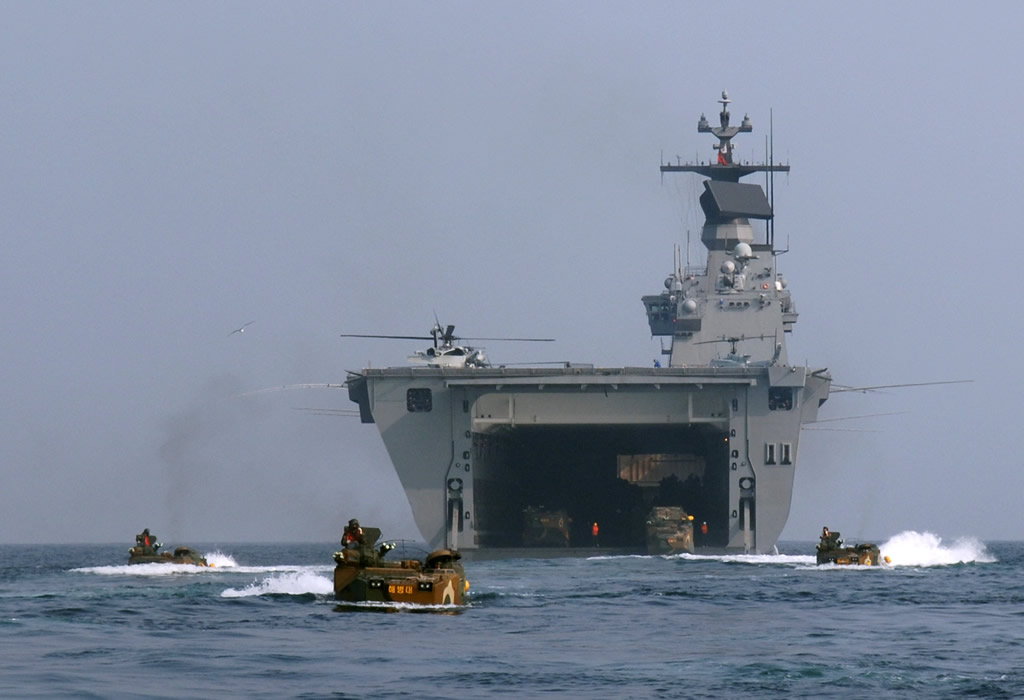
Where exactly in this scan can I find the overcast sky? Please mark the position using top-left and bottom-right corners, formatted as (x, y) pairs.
(2, 2), (1019, 545)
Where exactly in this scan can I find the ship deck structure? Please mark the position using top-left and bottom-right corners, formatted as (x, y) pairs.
(346, 92), (830, 554)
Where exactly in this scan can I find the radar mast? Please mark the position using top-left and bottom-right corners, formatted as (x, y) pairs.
(661, 89), (789, 184)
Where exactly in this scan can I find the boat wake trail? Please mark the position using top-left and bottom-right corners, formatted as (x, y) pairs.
(676, 553), (816, 566)
(589, 553), (815, 566)
(73, 563), (212, 575)
(73, 554), (331, 577)
(220, 570), (333, 598)
(880, 530), (996, 566)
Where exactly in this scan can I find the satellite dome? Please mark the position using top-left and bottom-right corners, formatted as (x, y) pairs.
(733, 242), (753, 259)
(682, 299), (698, 314)
(720, 260), (736, 274)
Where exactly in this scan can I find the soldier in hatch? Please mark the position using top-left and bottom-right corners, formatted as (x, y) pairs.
(819, 526), (841, 550)
(135, 528), (159, 554)
(341, 519), (364, 549)
(342, 518), (384, 565)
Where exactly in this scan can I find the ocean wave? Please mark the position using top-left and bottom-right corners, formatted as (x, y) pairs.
(333, 599), (466, 613)
(220, 570), (334, 598)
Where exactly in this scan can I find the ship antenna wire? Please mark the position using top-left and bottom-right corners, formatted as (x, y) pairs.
(765, 132), (770, 248)
(769, 108), (775, 250)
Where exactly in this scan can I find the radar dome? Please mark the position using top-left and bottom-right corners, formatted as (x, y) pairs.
(682, 299), (698, 314)
(733, 242), (753, 259)
(720, 260), (736, 274)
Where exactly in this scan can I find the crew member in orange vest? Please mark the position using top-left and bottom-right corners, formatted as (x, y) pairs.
(591, 521), (599, 547)
(342, 519), (364, 549)
(136, 528), (159, 554)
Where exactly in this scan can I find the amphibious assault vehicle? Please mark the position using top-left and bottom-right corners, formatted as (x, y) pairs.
(333, 527), (469, 607)
(522, 507), (572, 547)
(127, 529), (209, 566)
(645, 506), (695, 555)
(816, 527), (885, 566)
(128, 545), (209, 566)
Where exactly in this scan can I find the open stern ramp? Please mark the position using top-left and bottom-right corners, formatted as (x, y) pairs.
(348, 364), (828, 553)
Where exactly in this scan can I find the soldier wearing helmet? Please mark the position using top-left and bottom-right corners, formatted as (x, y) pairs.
(819, 526), (841, 551)
(342, 519), (365, 549)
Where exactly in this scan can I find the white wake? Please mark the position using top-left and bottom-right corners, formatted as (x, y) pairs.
(73, 550), (331, 576)
(220, 569), (334, 598)
(880, 530), (995, 566)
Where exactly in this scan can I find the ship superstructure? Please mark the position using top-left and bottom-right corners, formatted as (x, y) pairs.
(346, 92), (830, 554)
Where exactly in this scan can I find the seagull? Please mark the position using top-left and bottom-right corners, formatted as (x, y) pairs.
(229, 321), (256, 336)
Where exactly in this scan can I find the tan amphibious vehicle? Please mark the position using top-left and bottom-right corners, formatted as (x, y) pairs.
(333, 524), (469, 607)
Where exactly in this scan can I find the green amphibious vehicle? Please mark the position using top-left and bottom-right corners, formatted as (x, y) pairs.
(815, 526), (887, 566)
(127, 528), (209, 567)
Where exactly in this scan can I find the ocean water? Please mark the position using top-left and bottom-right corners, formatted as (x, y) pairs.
(1, 532), (1021, 698)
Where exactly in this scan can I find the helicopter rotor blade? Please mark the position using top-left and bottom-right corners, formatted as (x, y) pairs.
(693, 334), (770, 346)
(830, 379), (973, 393)
(805, 411), (908, 424)
(339, 334), (434, 340)
(460, 337), (555, 342)
(694, 335), (730, 346)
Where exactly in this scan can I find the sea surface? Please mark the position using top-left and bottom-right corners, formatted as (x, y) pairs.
(1, 532), (1021, 698)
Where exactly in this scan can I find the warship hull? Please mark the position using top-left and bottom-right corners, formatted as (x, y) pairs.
(347, 363), (828, 554)
(346, 93), (831, 555)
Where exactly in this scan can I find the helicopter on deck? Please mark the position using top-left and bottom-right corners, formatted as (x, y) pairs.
(693, 334), (782, 368)
(341, 322), (554, 369)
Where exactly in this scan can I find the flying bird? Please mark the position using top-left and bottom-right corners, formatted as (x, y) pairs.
(229, 321), (256, 336)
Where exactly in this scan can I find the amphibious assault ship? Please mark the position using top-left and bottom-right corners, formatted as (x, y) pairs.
(346, 92), (831, 554)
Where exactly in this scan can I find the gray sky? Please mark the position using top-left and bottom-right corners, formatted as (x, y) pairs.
(2, 2), (1019, 544)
